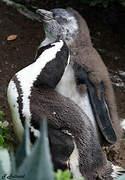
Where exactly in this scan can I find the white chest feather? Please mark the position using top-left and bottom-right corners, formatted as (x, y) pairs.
(56, 64), (96, 127)
(56, 64), (97, 178)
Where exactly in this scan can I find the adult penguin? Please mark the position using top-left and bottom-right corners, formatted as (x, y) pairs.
(7, 38), (125, 180)
(7, 9), (125, 180)
(36, 8), (122, 147)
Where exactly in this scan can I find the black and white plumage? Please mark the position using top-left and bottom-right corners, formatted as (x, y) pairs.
(7, 40), (69, 140)
(7, 39), (122, 180)
(7, 8), (125, 180)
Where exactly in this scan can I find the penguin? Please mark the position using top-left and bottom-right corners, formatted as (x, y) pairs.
(7, 38), (125, 180)
(7, 40), (69, 141)
(7, 8), (125, 179)
(36, 8), (122, 147)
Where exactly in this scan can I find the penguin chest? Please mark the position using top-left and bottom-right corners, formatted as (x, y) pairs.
(55, 64), (96, 127)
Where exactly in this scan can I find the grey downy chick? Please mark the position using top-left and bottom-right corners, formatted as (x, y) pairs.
(36, 8), (121, 147)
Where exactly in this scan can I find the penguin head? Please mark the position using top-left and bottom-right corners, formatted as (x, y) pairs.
(36, 8), (78, 44)
(34, 40), (70, 89)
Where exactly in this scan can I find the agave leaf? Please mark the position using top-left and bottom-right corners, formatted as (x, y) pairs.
(0, 157), (5, 178)
(116, 174), (125, 180)
(9, 152), (16, 174)
(17, 117), (54, 180)
(15, 121), (31, 169)
(0, 148), (11, 177)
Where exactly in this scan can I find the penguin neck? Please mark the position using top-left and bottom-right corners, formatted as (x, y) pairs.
(39, 37), (55, 48)
(39, 28), (58, 48)
(56, 64), (77, 99)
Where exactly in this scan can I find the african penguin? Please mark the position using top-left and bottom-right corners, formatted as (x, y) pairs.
(7, 38), (124, 180)
(36, 8), (122, 148)
(7, 8), (125, 180)
(7, 40), (69, 141)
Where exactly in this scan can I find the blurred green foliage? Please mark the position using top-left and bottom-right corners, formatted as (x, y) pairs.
(0, 119), (85, 180)
(54, 170), (84, 180)
(0, 116), (124, 179)
(0, 109), (15, 150)
(116, 173), (125, 180)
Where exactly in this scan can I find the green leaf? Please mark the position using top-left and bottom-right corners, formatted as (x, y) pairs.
(54, 170), (71, 180)
(0, 121), (2, 127)
(0, 156), (6, 178)
(17, 117), (54, 180)
(0, 111), (5, 120)
(116, 174), (125, 180)
(2, 121), (9, 128)
(0, 149), (11, 178)
(15, 121), (31, 169)
(0, 135), (4, 145)
(10, 151), (16, 174)
(3, 133), (11, 140)
(54, 170), (85, 180)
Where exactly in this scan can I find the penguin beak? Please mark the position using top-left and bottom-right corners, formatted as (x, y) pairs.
(36, 9), (54, 21)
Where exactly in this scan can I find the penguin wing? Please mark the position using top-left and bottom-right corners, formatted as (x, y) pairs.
(73, 62), (117, 144)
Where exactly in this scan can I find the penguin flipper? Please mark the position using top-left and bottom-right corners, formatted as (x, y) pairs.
(73, 63), (117, 144)
(87, 81), (117, 144)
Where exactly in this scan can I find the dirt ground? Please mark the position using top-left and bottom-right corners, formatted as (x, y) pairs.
(0, 1), (125, 168)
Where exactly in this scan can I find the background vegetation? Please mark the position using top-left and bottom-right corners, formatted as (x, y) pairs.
(80, 0), (125, 7)
(7, 0), (125, 8)
(0, 109), (15, 150)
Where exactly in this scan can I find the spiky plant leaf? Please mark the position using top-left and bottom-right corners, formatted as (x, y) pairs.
(0, 149), (11, 177)
(17, 117), (54, 180)
(0, 157), (5, 178)
(116, 174), (125, 180)
(15, 122), (31, 169)
(9, 152), (16, 174)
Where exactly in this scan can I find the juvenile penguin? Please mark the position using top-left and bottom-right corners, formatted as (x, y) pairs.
(7, 38), (124, 180)
(36, 8), (122, 147)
